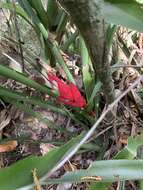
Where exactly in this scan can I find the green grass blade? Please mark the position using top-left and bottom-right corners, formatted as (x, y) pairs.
(18, 0), (48, 40)
(0, 86), (85, 126)
(14, 1), (73, 83)
(28, 0), (49, 29)
(46, 160), (143, 183)
(7, 100), (70, 134)
(104, 0), (143, 32)
(79, 36), (94, 101)
(17, 1), (74, 82)
(140, 181), (143, 190)
(119, 181), (125, 190)
(56, 11), (68, 40)
(0, 134), (83, 190)
(62, 30), (78, 51)
(88, 81), (102, 104)
(0, 1), (41, 40)
(0, 86), (63, 115)
(0, 65), (57, 96)
(87, 81), (102, 113)
(40, 134), (143, 189)
(89, 134), (143, 190)
(47, 40), (75, 83)
(47, 0), (59, 29)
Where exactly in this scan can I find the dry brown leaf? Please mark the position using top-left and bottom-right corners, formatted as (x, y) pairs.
(40, 143), (56, 155)
(0, 140), (18, 153)
(64, 161), (77, 172)
(119, 135), (128, 145)
(56, 183), (72, 190)
(0, 109), (11, 130)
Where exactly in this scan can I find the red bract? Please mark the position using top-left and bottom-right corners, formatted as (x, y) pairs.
(48, 72), (86, 108)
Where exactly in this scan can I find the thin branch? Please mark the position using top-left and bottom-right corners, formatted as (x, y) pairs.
(111, 65), (143, 68)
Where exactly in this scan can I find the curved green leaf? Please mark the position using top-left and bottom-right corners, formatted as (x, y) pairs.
(47, 0), (59, 28)
(104, 0), (143, 32)
(115, 135), (143, 159)
(0, 64), (57, 96)
(28, 0), (49, 29)
(89, 183), (110, 190)
(90, 134), (143, 190)
(0, 86), (85, 126)
(47, 160), (143, 184)
(79, 36), (93, 102)
(0, 86), (64, 115)
(0, 134), (83, 190)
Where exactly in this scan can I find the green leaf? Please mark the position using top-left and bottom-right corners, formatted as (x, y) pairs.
(89, 183), (110, 190)
(87, 81), (102, 112)
(47, 160), (143, 184)
(0, 86), (85, 126)
(104, 0), (143, 32)
(0, 134), (83, 190)
(0, 64), (57, 96)
(56, 12), (68, 38)
(62, 31), (79, 51)
(28, 0), (49, 29)
(0, 86), (64, 115)
(47, 0), (59, 29)
(89, 134), (143, 190)
(47, 40), (75, 84)
(79, 36), (94, 102)
(18, 0), (49, 40)
(6, 100), (66, 133)
(115, 135), (143, 159)
(44, 135), (143, 189)
(1, 1), (74, 82)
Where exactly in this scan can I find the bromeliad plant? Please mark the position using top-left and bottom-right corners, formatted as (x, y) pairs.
(1, 0), (143, 190)
(0, 0), (98, 126)
(47, 71), (86, 108)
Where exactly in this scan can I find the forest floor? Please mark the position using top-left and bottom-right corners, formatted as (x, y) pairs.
(1, 10), (143, 190)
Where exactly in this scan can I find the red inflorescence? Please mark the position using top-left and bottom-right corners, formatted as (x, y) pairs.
(48, 72), (86, 108)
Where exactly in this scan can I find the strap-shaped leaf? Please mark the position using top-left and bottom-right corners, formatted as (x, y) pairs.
(47, 159), (143, 184)
(104, 0), (143, 32)
(0, 134), (83, 190)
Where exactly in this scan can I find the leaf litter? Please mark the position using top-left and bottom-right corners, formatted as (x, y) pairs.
(0, 11), (143, 190)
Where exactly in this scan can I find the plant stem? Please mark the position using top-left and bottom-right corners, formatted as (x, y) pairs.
(58, 0), (115, 104)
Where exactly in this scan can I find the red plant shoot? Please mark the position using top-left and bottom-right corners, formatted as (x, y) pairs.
(48, 72), (86, 108)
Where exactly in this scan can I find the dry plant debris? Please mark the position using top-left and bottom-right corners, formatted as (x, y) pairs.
(0, 5), (143, 189)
